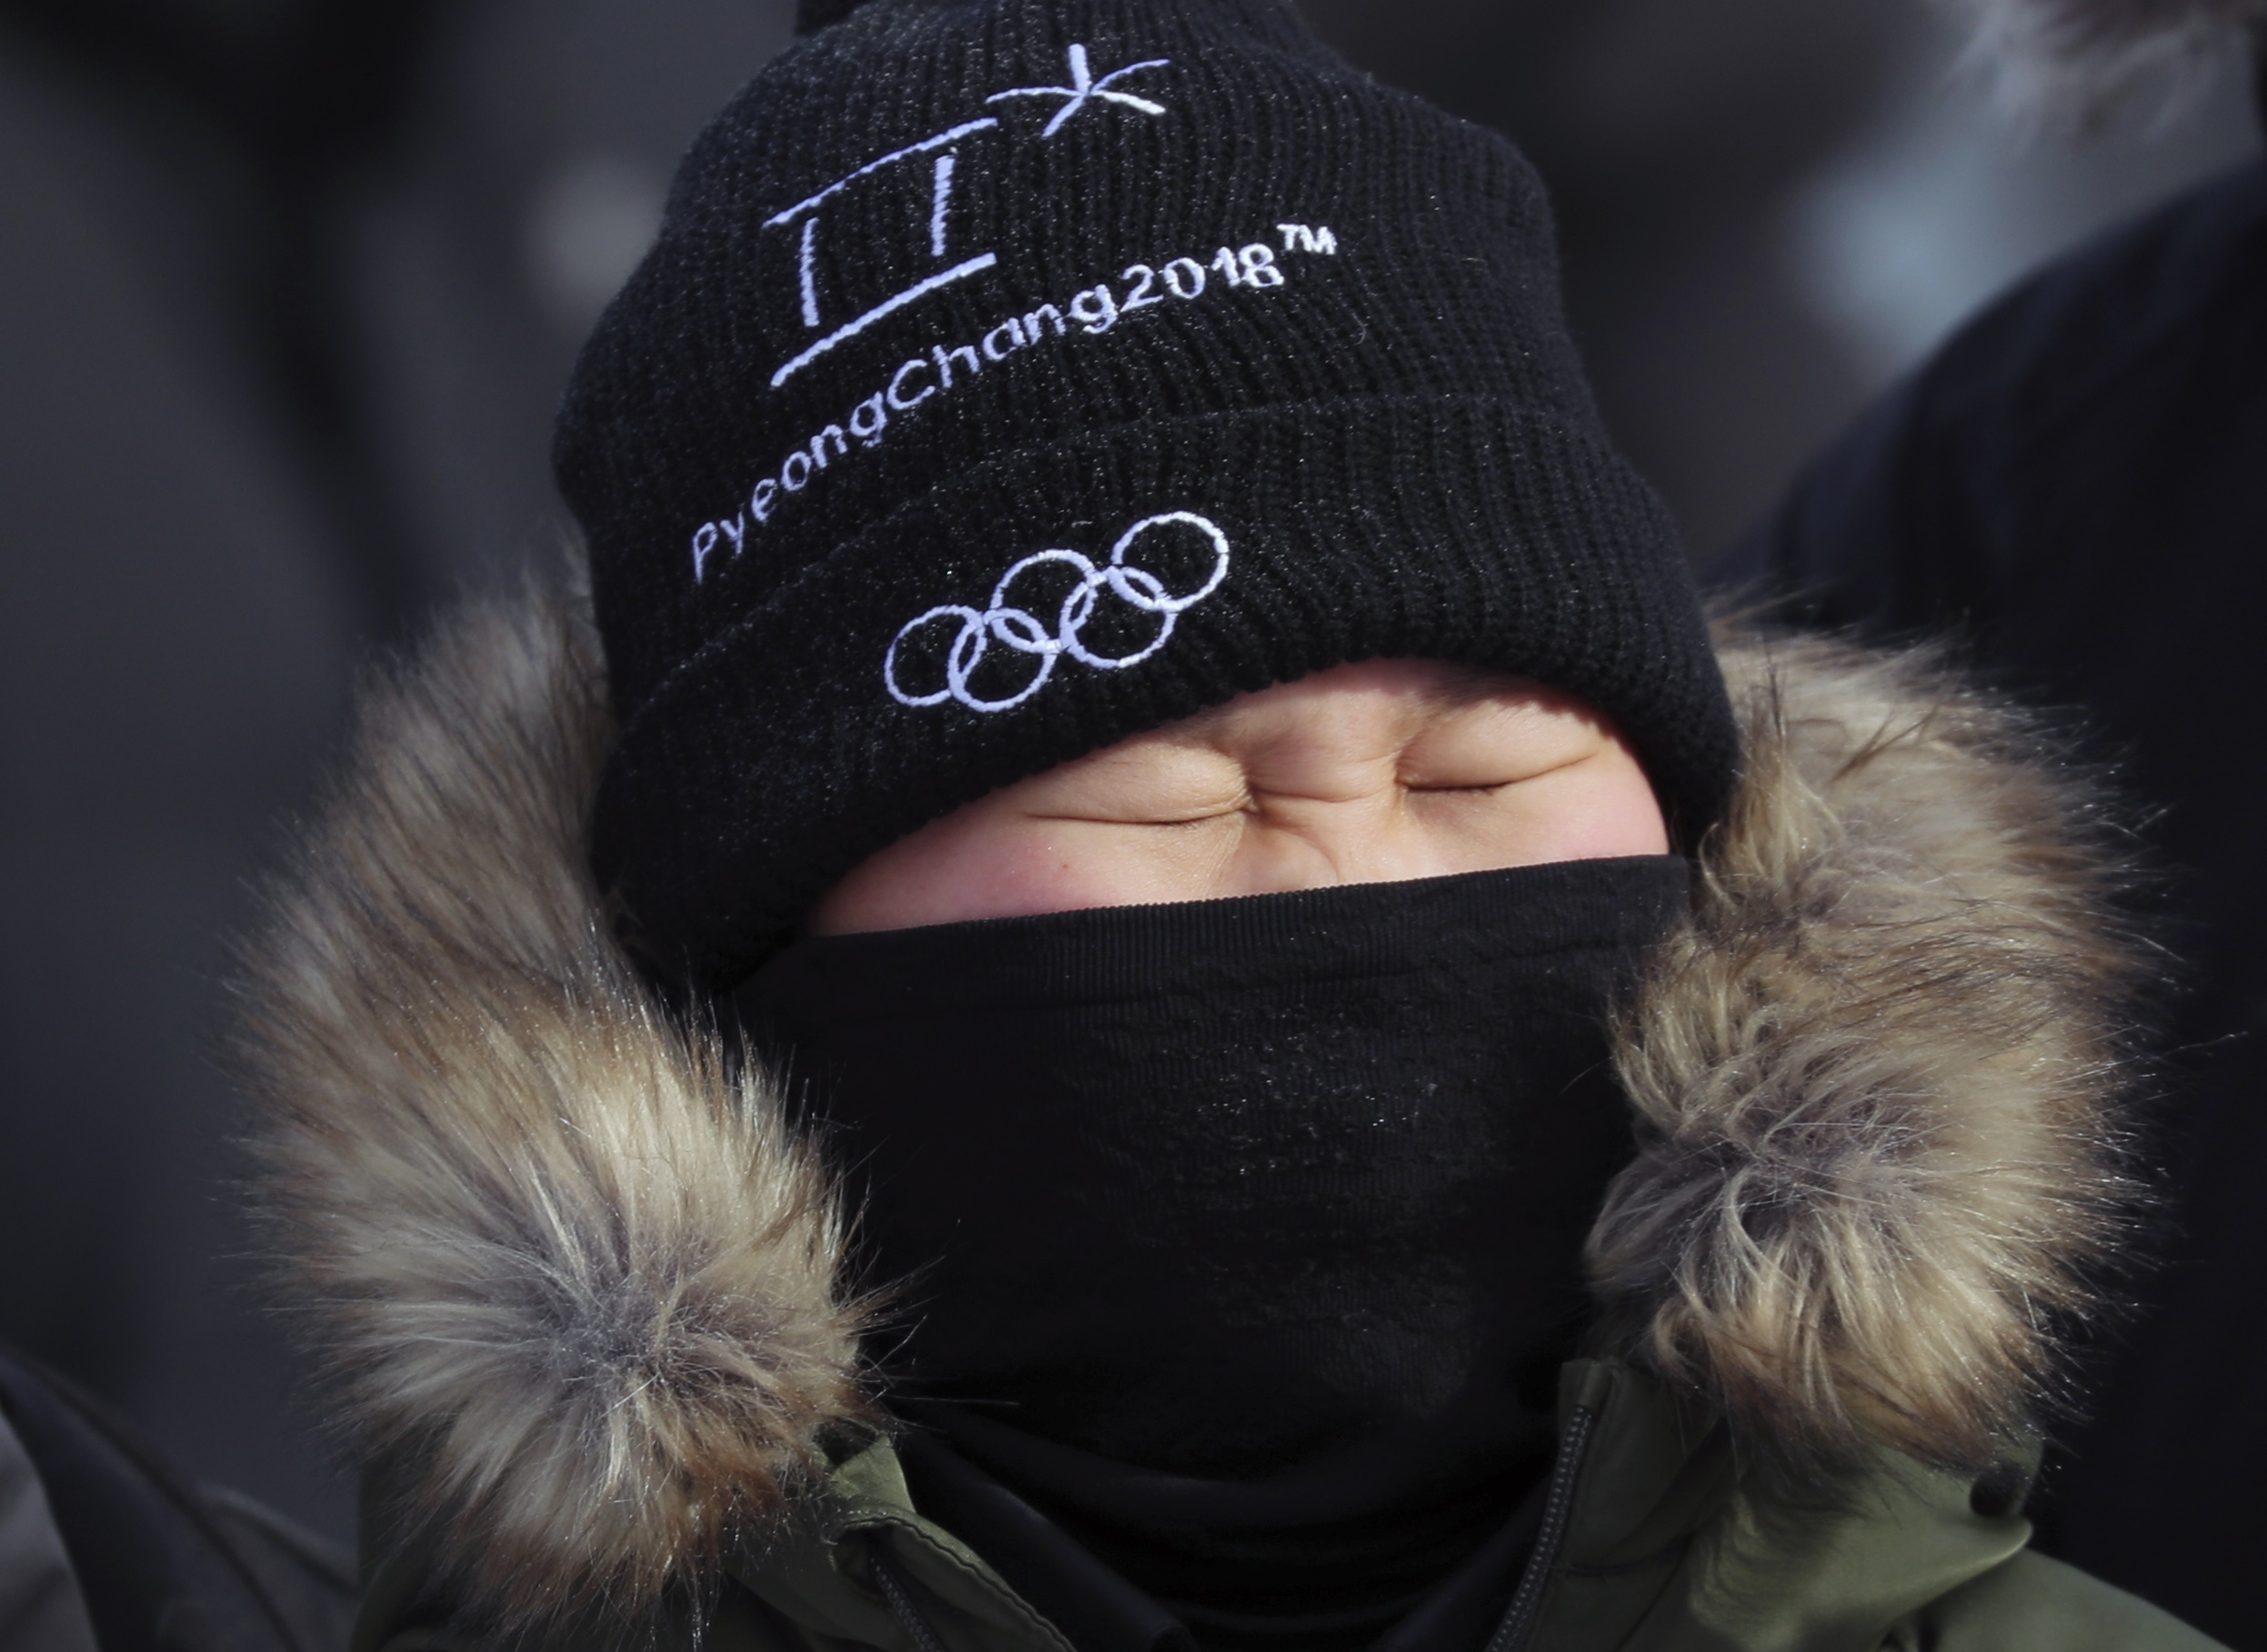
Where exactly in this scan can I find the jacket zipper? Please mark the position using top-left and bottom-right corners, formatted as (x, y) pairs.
(1484, 1402), (1600, 1652)
(870, 1548), (950, 1652)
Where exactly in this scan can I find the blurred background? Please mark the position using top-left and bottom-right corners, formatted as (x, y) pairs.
(0, 0), (2257, 1552)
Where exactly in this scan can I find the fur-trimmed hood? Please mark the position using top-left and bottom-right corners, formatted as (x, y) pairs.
(239, 567), (2142, 1622)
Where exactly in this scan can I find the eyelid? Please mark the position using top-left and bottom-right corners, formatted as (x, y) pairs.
(1019, 744), (1247, 825)
(1399, 746), (1596, 795)
(1027, 802), (1246, 826)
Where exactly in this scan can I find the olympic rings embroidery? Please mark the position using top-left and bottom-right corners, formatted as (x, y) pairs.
(885, 511), (1231, 713)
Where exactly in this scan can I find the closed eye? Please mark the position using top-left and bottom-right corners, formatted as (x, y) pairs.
(1028, 806), (1246, 826)
(1402, 754), (1593, 796)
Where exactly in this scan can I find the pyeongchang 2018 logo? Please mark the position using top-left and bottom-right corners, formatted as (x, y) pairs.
(683, 46), (1349, 716)
(765, 45), (1171, 392)
(684, 45), (1344, 595)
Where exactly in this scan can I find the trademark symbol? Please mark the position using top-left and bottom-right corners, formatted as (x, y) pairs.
(1277, 223), (1339, 255)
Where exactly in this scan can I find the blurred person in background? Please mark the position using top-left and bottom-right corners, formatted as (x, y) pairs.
(0, 1341), (351, 1652)
(1720, 4), (2267, 1647)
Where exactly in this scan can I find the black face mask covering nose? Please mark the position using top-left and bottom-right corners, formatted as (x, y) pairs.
(737, 856), (1689, 1652)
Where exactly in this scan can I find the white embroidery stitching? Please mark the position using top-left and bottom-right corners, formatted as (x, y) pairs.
(930, 154), (956, 258)
(797, 219), (821, 329)
(761, 117), (1003, 230)
(761, 47), (1175, 389)
(688, 227), (1339, 582)
(986, 45), (1173, 138)
(769, 255), (1000, 389)
(1277, 223), (1338, 255)
(885, 512), (1231, 712)
(763, 117), (1007, 388)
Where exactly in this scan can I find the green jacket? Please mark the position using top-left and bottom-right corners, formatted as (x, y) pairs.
(243, 576), (2222, 1651)
(356, 1362), (2215, 1652)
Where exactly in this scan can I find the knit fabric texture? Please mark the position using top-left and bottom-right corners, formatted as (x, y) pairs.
(557, 0), (1740, 985)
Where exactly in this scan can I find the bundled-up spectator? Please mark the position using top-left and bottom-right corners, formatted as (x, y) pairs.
(239, 1), (2230, 1648)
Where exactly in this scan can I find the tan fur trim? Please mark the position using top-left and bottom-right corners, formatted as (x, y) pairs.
(244, 576), (2149, 1612)
(238, 566), (870, 1618)
(1590, 626), (2141, 1472)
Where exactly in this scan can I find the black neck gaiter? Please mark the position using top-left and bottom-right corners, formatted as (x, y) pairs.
(737, 857), (1689, 1652)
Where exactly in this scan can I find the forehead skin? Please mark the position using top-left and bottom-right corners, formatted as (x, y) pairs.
(809, 658), (1669, 935)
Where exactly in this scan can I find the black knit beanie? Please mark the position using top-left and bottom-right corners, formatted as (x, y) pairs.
(558, 0), (1740, 986)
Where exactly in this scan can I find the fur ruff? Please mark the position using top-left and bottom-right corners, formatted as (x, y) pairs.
(241, 569), (2142, 1617)
(1589, 633), (2137, 1474)
(237, 573), (872, 1619)
(1941, 0), (2265, 123)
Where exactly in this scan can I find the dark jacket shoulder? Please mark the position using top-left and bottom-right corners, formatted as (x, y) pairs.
(1723, 158), (2267, 634)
